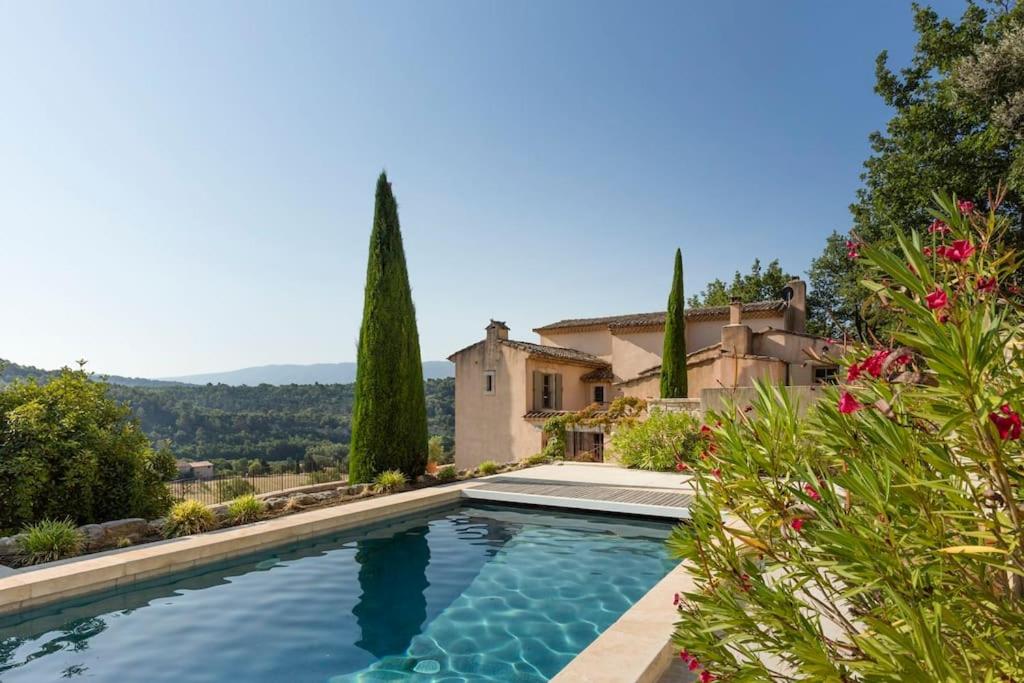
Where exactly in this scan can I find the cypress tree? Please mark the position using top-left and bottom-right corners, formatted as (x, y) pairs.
(348, 172), (429, 483)
(660, 248), (688, 398)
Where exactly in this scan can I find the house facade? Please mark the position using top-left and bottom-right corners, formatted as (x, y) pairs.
(449, 279), (836, 469)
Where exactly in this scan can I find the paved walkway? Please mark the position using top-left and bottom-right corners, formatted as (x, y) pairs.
(464, 462), (693, 519)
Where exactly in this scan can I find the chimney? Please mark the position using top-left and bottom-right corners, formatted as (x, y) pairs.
(729, 297), (742, 325)
(484, 320), (508, 369)
(486, 319), (509, 343)
(782, 279), (807, 334)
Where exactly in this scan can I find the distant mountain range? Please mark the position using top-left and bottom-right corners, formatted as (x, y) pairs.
(161, 361), (454, 386)
(0, 359), (182, 388)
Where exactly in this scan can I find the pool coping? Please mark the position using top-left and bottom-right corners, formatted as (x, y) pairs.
(552, 562), (693, 683)
(0, 482), (474, 616)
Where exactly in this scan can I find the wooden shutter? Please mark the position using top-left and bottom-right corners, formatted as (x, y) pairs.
(554, 374), (563, 410)
(532, 371), (544, 410)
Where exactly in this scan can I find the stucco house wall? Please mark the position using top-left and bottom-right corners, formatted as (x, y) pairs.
(537, 329), (613, 361)
(452, 342), (543, 470)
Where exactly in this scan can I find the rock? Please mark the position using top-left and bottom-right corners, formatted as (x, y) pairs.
(458, 469), (474, 479)
(416, 474), (438, 486)
(0, 534), (23, 560)
(148, 518), (167, 535)
(311, 490), (338, 502)
(207, 504), (231, 521)
(79, 524), (106, 550)
(99, 518), (153, 544)
(291, 493), (318, 507)
(345, 484), (371, 496)
(264, 497), (288, 511)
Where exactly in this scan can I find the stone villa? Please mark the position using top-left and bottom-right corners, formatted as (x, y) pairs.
(449, 279), (839, 469)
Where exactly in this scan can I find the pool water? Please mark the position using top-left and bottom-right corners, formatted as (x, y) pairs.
(0, 504), (675, 682)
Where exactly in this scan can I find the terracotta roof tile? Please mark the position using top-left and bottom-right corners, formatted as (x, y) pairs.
(581, 366), (614, 382)
(499, 339), (609, 367)
(534, 300), (787, 333)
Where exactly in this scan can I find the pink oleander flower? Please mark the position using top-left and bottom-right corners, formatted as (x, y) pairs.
(838, 391), (862, 414)
(675, 461), (688, 472)
(976, 275), (998, 293)
(925, 286), (948, 310)
(688, 658), (701, 672)
(699, 424), (713, 438)
(711, 468), (722, 479)
(928, 219), (950, 234)
(923, 246), (933, 257)
(957, 199), (975, 214)
(938, 239), (975, 263)
(738, 573), (751, 593)
(673, 592), (680, 606)
(846, 240), (860, 259)
(700, 671), (716, 683)
(791, 518), (805, 532)
(990, 404), (1022, 441)
(679, 650), (691, 663)
(846, 362), (862, 382)
(804, 484), (821, 502)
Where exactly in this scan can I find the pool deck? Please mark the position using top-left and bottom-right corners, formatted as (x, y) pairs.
(467, 463), (694, 519)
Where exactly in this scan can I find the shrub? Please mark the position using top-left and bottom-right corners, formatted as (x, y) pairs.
(525, 453), (551, 466)
(309, 467), (344, 484)
(372, 469), (407, 494)
(164, 500), (215, 538)
(0, 370), (176, 530)
(476, 460), (499, 476)
(214, 477), (254, 502)
(226, 494), (265, 525)
(436, 465), (457, 483)
(670, 194), (1024, 680)
(17, 518), (83, 565)
(610, 409), (701, 471)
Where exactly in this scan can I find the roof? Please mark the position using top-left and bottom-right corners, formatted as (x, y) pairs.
(534, 300), (787, 333)
(447, 337), (608, 367)
(190, 461), (214, 468)
(581, 366), (614, 382)
(499, 339), (608, 367)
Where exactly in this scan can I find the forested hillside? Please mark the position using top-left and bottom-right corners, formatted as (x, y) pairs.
(0, 359), (454, 465)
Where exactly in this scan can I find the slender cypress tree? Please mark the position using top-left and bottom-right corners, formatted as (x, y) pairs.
(660, 248), (688, 398)
(348, 172), (429, 483)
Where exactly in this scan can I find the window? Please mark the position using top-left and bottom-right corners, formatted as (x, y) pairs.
(532, 371), (562, 410)
(593, 385), (605, 403)
(814, 366), (838, 384)
(484, 371), (495, 395)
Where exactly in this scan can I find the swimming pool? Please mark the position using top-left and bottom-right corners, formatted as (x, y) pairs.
(0, 504), (675, 682)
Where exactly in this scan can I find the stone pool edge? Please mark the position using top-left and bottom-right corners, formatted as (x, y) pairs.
(0, 482), (475, 616)
(552, 562), (694, 683)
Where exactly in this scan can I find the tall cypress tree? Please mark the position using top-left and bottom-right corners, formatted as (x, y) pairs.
(660, 248), (688, 398)
(348, 172), (429, 483)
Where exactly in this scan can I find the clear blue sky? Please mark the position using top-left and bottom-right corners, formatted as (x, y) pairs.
(1, 0), (965, 379)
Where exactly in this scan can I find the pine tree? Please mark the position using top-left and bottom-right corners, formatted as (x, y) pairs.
(348, 172), (429, 483)
(660, 248), (688, 398)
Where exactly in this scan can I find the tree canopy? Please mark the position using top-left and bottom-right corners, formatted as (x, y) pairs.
(661, 249), (688, 398)
(348, 173), (429, 482)
(808, 1), (1023, 337)
(688, 258), (793, 308)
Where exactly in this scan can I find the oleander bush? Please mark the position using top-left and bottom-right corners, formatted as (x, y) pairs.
(17, 518), (84, 566)
(0, 369), (177, 530)
(372, 469), (407, 494)
(669, 193), (1024, 681)
(226, 494), (265, 525)
(436, 465), (457, 483)
(164, 499), (215, 538)
(476, 460), (499, 476)
(611, 409), (702, 471)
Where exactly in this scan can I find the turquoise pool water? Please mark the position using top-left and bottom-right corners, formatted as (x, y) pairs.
(0, 504), (675, 682)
